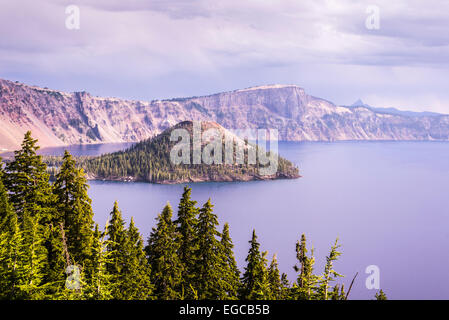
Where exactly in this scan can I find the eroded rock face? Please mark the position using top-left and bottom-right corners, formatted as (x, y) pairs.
(1, 79), (449, 150)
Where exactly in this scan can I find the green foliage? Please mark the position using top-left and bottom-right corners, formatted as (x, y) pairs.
(219, 223), (240, 299)
(267, 254), (282, 299)
(84, 224), (113, 300)
(0, 206), (26, 299)
(175, 186), (199, 298)
(240, 230), (271, 299)
(375, 289), (387, 300)
(104, 201), (128, 299)
(53, 151), (94, 265)
(318, 239), (343, 300)
(15, 212), (48, 299)
(121, 218), (153, 299)
(292, 234), (319, 300)
(193, 199), (223, 299)
(291, 234), (346, 300)
(0, 170), (15, 235)
(0, 148), (50, 299)
(3, 131), (56, 223)
(146, 203), (183, 299)
(0, 131), (359, 301)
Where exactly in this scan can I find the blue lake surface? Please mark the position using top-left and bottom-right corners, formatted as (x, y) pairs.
(41, 141), (449, 299)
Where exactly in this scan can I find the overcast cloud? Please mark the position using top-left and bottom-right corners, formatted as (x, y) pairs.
(0, 0), (448, 112)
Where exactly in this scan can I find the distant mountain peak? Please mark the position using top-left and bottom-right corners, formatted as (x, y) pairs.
(351, 99), (369, 107)
(348, 98), (442, 118)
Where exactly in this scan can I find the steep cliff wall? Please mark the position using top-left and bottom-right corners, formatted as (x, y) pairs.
(1, 78), (449, 150)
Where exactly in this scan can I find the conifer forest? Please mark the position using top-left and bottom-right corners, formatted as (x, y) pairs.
(0, 132), (386, 300)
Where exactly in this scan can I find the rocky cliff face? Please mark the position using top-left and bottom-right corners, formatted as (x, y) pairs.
(1, 78), (449, 150)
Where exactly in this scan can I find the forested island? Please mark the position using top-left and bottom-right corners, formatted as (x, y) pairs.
(43, 121), (300, 184)
(0, 132), (386, 300)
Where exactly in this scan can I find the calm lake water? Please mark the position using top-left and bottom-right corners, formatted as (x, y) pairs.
(40, 141), (449, 300)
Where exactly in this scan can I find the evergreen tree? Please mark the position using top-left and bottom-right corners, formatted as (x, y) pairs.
(53, 151), (94, 266)
(175, 186), (199, 298)
(57, 234), (86, 301)
(0, 205), (26, 299)
(85, 224), (113, 300)
(146, 203), (183, 299)
(240, 230), (270, 299)
(267, 254), (282, 299)
(253, 250), (271, 300)
(193, 199), (222, 299)
(280, 273), (290, 300)
(104, 201), (127, 299)
(292, 234), (319, 300)
(0, 166), (21, 298)
(3, 131), (55, 224)
(0, 163), (29, 300)
(219, 223), (240, 299)
(0, 169), (16, 235)
(375, 289), (387, 300)
(44, 222), (70, 296)
(330, 283), (346, 300)
(2, 132), (58, 297)
(121, 218), (153, 299)
(19, 212), (48, 299)
(318, 239), (343, 300)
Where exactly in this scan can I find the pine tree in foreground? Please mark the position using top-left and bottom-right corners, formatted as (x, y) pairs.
(146, 203), (183, 300)
(105, 201), (127, 299)
(121, 218), (153, 299)
(318, 239), (343, 300)
(175, 186), (199, 298)
(85, 224), (113, 300)
(1, 132), (58, 297)
(0, 203), (26, 299)
(3, 131), (56, 224)
(279, 273), (290, 300)
(267, 254), (282, 299)
(45, 222), (70, 296)
(0, 169), (16, 236)
(375, 289), (387, 300)
(53, 150), (95, 266)
(193, 199), (222, 299)
(219, 223), (240, 299)
(55, 220), (88, 300)
(329, 283), (346, 300)
(19, 212), (48, 299)
(0, 158), (41, 299)
(240, 230), (270, 299)
(292, 234), (319, 300)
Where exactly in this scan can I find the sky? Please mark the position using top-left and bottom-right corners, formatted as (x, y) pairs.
(1, 0), (449, 113)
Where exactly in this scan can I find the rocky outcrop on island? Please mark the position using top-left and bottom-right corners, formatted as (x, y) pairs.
(1, 78), (449, 151)
(52, 121), (300, 184)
